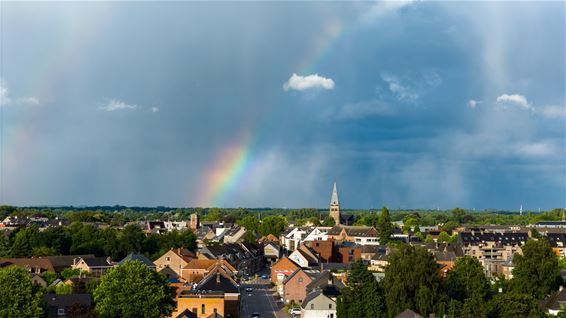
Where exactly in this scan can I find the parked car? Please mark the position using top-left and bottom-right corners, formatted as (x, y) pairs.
(251, 313), (260, 318)
(289, 307), (301, 316)
(261, 274), (269, 279)
(245, 287), (253, 293)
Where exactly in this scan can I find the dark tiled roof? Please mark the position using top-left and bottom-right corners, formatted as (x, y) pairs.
(82, 257), (112, 267)
(301, 291), (324, 309)
(540, 288), (566, 311)
(119, 253), (155, 267)
(42, 294), (91, 307)
(194, 269), (239, 294)
(459, 232), (528, 245)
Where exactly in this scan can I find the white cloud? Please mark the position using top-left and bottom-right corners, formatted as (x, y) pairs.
(18, 97), (40, 105)
(536, 105), (565, 119)
(0, 79), (39, 106)
(496, 94), (532, 110)
(361, 0), (416, 25)
(151, 107), (160, 113)
(335, 99), (394, 120)
(467, 99), (480, 109)
(0, 80), (11, 106)
(283, 73), (335, 92)
(99, 99), (137, 111)
(518, 141), (556, 157)
(381, 74), (418, 102)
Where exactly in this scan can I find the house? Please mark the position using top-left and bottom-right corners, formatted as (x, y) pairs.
(334, 242), (362, 264)
(263, 241), (281, 265)
(42, 294), (92, 318)
(199, 242), (262, 276)
(71, 257), (114, 277)
(301, 291), (337, 318)
(180, 259), (237, 284)
(281, 227), (313, 252)
(289, 244), (319, 268)
(154, 248), (197, 278)
(0, 257), (55, 274)
(223, 226), (247, 243)
(119, 253), (156, 269)
(303, 227), (332, 242)
(46, 255), (96, 273)
(307, 240), (334, 263)
(30, 273), (48, 287)
(395, 309), (423, 318)
(172, 266), (240, 318)
(282, 268), (320, 304)
(305, 271), (345, 298)
(540, 286), (566, 315)
(326, 226), (378, 245)
(271, 257), (301, 296)
(458, 231), (527, 262)
(258, 233), (280, 244)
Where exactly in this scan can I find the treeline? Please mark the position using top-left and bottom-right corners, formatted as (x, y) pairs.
(338, 239), (562, 318)
(0, 223), (196, 261)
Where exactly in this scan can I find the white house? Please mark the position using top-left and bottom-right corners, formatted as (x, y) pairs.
(301, 291), (337, 318)
(303, 227), (332, 242)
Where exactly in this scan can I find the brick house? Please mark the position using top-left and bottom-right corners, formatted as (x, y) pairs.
(282, 268), (320, 304)
(307, 240), (334, 263)
(154, 248), (196, 278)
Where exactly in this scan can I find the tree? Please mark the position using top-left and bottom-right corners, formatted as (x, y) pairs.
(42, 271), (58, 285)
(61, 268), (81, 280)
(486, 292), (545, 318)
(437, 231), (451, 243)
(446, 256), (490, 301)
(10, 226), (41, 257)
(451, 208), (466, 223)
(238, 215), (260, 232)
(337, 260), (385, 318)
(56, 283), (73, 294)
(258, 216), (288, 237)
(378, 207), (393, 245)
(322, 216), (336, 227)
(510, 238), (560, 299)
(383, 244), (444, 317)
(93, 260), (175, 318)
(425, 234), (434, 243)
(0, 266), (44, 317)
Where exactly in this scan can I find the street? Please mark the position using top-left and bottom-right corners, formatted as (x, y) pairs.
(240, 277), (290, 318)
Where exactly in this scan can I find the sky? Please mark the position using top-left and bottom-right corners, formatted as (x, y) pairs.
(0, 1), (564, 210)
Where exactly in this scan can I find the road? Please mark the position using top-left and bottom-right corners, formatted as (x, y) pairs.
(240, 277), (290, 318)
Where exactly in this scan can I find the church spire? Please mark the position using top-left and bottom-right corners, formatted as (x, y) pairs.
(330, 181), (339, 205)
(329, 181), (341, 225)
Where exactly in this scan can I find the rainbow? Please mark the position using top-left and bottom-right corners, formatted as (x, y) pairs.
(196, 19), (348, 207)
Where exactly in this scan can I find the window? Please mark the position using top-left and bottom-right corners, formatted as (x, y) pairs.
(311, 304), (314, 309)
(57, 308), (65, 316)
(202, 304), (205, 314)
(298, 277), (303, 283)
(165, 257), (170, 261)
(329, 304), (332, 309)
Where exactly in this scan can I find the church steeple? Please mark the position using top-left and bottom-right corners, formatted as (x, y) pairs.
(329, 181), (341, 225)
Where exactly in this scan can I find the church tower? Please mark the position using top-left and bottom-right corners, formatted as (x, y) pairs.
(329, 181), (341, 225)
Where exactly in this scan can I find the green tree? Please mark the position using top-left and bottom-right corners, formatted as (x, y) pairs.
(0, 266), (44, 317)
(383, 244), (444, 317)
(258, 216), (288, 237)
(10, 226), (41, 257)
(322, 216), (336, 227)
(42, 271), (58, 285)
(238, 215), (260, 232)
(61, 268), (81, 280)
(378, 207), (393, 245)
(56, 283), (73, 294)
(486, 292), (545, 318)
(425, 234), (434, 243)
(510, 238), (560, 299)
(437, 231), (451, 243)
(94, 260), (175, 318)
(446, 256), (490, 301)
(337, 260), (385, 318)
(32, 246), (57, 256)
(451, 208), (466, 223)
